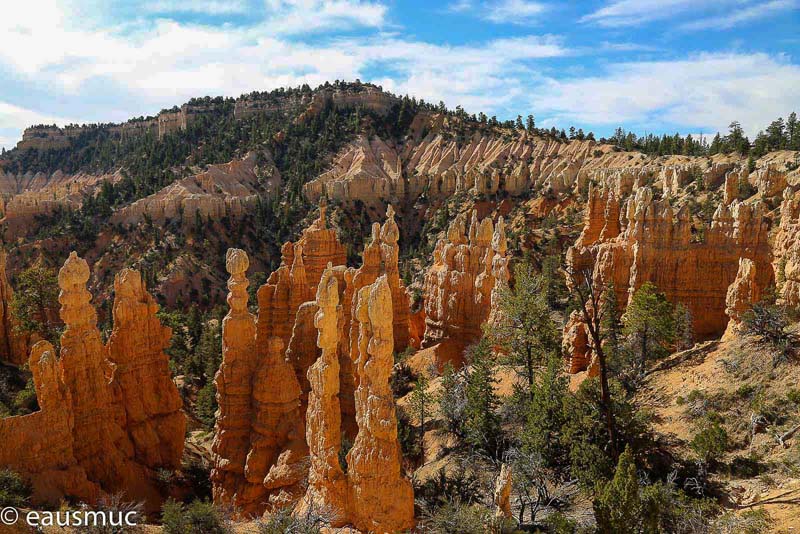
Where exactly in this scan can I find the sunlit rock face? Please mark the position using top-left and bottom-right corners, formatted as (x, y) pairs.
(565, 185), (773, 373)
(0, 252), (185, 511)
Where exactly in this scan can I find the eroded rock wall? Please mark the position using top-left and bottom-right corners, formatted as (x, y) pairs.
(565, 186), (773, 372)
(421, 210), (509, 366)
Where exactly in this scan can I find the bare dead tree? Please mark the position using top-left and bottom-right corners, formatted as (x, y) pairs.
(565, 266), (618, 459)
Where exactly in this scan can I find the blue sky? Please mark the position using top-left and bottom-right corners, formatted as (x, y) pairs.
(1, 0), (799, 150)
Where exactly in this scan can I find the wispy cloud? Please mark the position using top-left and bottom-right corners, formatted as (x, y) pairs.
(263, 0), (389, 34)
(446, 0), (548, 24)
(581, 0), (700, 27)
(485, 0), (547, 23)
(678, 0), (798, 31)
(531, 52), (800, 136)
(141, 0), (249, 15)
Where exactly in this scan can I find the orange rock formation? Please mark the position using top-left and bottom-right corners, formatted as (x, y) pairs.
(210, 207), (417, 526)
(774, 189), (800, 307)
(421, 210), (509, 367)
(346, 275), (415, 532)
(0, 252), (185, 509)
(107, 268), (186, 469)
(565, 186), (773, 372)
(299, 266), (349, 525)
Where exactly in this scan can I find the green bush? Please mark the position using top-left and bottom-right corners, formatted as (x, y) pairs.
(0, 469), (30, 507)
(690, 421), (729, 465)
(161, 499), (229, 534)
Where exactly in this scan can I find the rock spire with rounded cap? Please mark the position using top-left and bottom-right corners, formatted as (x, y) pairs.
(299, 264), (349, 524)
(107, 268), (185, 470)
(346, 275), (415, 533)
(212, 248), (259, 511)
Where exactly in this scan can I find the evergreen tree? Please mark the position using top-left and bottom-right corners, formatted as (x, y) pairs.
(462, 340), (502, 458)
(622, 282), (676, 374)
(10, 265), (61, 346)
(522, 353), (568, 469)
(409, 372), (432, 458)
(490, 261), (560, 397)
(526, 114), (535, 132)
(594, 447), (642, 534)
(437, 363), (466, 439)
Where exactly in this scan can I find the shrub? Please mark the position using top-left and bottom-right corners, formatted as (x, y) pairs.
(711, 508), (772, 534)
(257, 505), (331, 534)
(691, 421), (729, 465)
(421, 499), (496, 534)
(0, 469), (30, 507)
(742, 298), (795, 362)
(84, 493), (144, 534)
(594, 447), (642, 534)
(161, 499), (230, 534)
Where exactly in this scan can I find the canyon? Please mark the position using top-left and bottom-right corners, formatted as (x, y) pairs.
(0, 83), (799, 530)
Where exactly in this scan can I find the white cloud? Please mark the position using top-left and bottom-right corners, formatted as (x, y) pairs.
(678, 0), (798, 31)
(446, 0), (547, 24)
(580, 0), (768, 28)
(0, 102), (78, 129)
(531, 53), (800, 136)
(484, 0), (547, 23)
(263, 0), (388, 33)
(141, 0), (250, 15)
(0, 0), (567, 145)
(582, 0), (697, 26)
(0, 102), (80, 149)
(447, 0), (474, 13)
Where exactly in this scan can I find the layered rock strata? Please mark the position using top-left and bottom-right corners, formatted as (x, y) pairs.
(565, 186), (773, 372)
(111, 152), (279, 227)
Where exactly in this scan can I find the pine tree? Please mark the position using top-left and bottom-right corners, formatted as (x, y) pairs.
(622, 282), (676, 375)
(522, 353), (568, 469)
(462, 340), (502, 458)
(594, 447), (642, 534)
(409, 372), (432, 458)
(526, 114), (535, 132)
(490, 261), (560, 396)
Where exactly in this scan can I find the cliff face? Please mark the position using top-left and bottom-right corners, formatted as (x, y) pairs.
(565, 185), (773, 372)
(0, 252), (185, 509)
(16, 83), (394, 153)
(421, 210), (509, 367)
(774, 188), (800, 307)
(0, 168), (123, 236)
